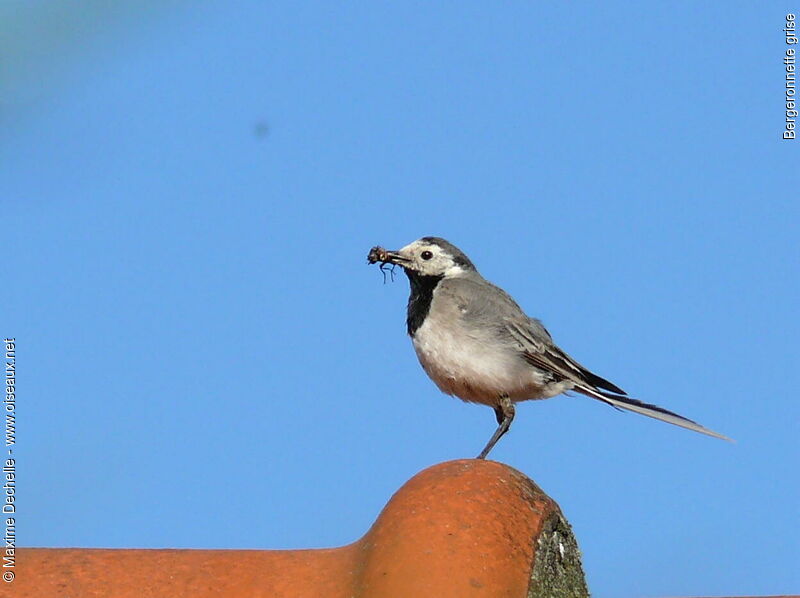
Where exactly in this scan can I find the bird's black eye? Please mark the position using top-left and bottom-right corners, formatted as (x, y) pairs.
(421, 250), (433, 260)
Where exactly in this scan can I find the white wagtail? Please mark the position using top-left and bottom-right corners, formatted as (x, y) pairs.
(368, 237), (729, 459)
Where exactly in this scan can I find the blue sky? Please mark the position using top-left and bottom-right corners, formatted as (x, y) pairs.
(3, 2), (798, 596)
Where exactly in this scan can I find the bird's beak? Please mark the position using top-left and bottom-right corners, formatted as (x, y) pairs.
(384, 250), (411, 265)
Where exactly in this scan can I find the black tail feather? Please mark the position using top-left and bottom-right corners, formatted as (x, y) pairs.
(575, 387), (731, 441)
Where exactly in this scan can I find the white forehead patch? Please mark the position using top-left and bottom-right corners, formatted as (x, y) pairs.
(399, 240), (442, 258)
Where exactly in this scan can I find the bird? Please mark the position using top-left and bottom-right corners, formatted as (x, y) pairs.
(367, 236), (729, 459)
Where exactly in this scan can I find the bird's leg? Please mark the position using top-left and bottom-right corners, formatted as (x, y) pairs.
(476, 395), (515, 459)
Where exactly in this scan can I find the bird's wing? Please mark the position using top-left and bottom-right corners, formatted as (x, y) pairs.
(504, 318), (626, 394)
(443, 276), (622, 395)
(503, 316), (731, 441)
(443, 276), (729, 440)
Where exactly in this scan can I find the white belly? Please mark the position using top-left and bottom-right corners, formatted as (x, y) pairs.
(411, 315), (556, 405)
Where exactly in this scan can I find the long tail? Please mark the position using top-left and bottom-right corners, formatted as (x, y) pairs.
(576, 386), (732, 441)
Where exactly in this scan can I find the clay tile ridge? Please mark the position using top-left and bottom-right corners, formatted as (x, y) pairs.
(16, 459), (591, 598)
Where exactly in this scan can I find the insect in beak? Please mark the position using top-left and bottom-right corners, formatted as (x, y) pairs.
(367, 245), (409, 283)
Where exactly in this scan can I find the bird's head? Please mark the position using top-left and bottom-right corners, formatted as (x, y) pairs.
(368, 237), (476, 279)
